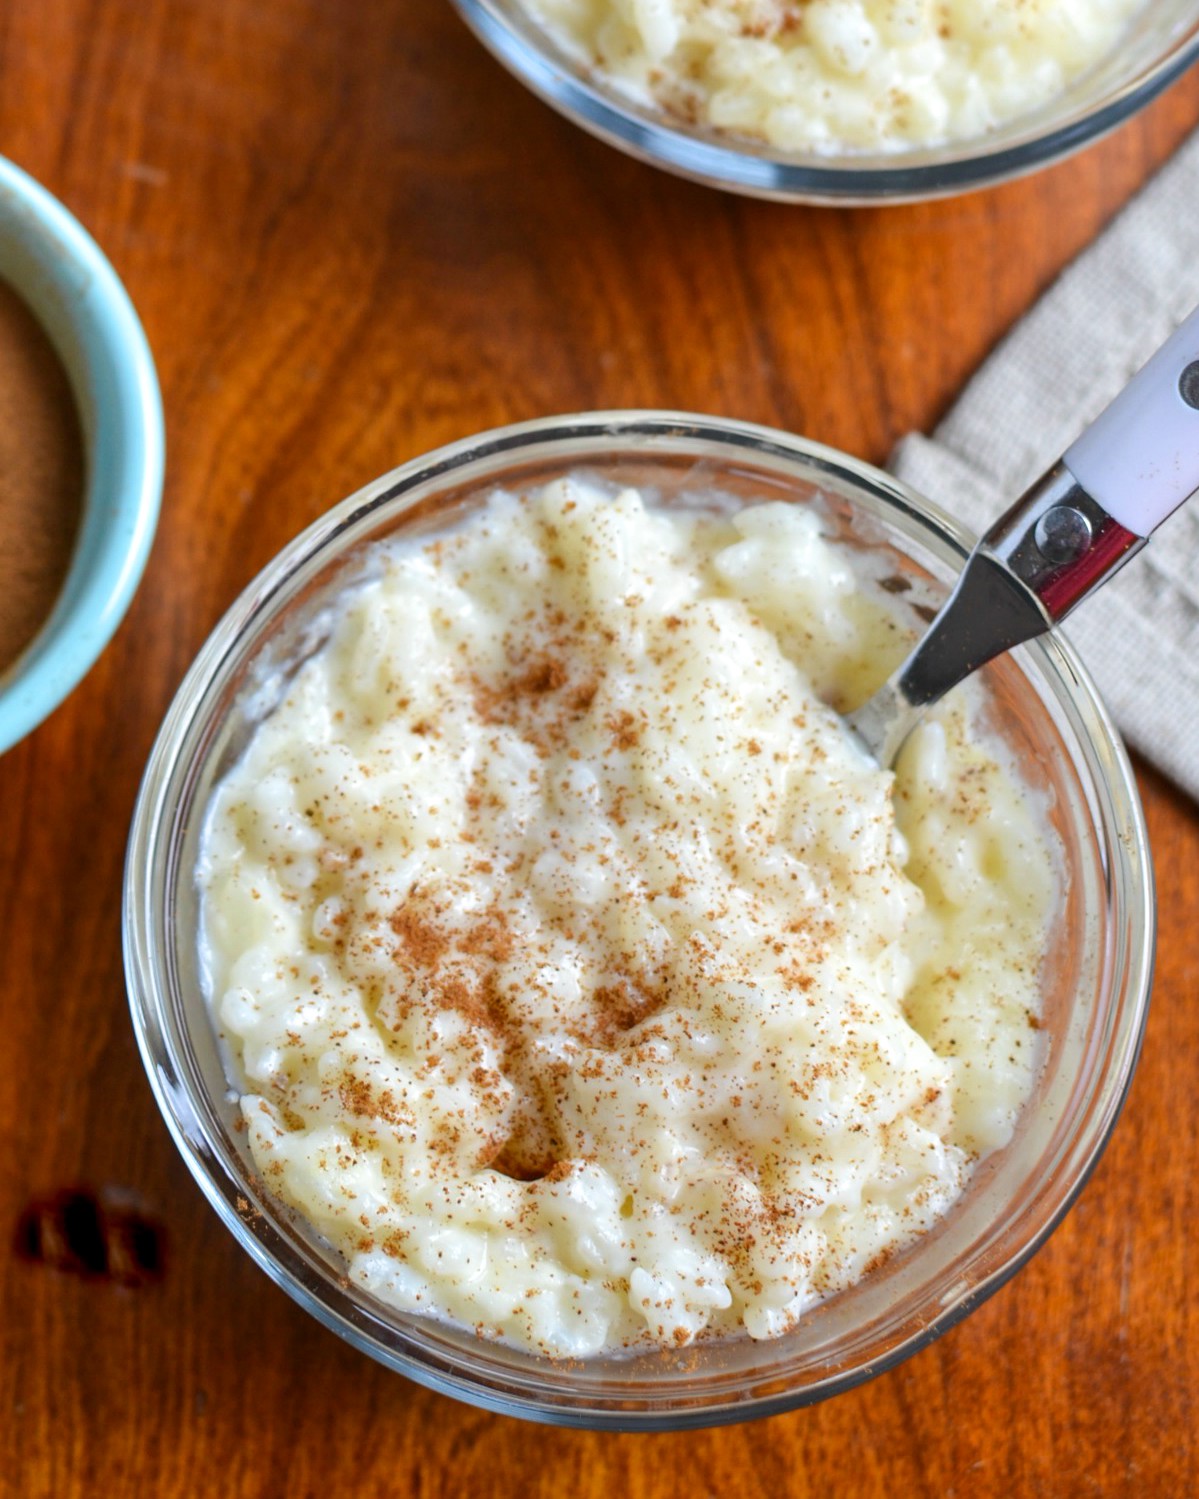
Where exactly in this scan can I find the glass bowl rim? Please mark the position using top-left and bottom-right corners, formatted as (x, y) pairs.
(124, 409), (1156, 1428)
(450, 0), (1199, 203)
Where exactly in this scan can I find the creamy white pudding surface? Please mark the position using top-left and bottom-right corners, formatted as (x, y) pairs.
(199, 479), (1057, 1357)
(516, 0), (1142, 152)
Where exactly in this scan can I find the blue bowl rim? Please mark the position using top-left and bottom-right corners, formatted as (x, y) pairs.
(0, 154), (164, 754)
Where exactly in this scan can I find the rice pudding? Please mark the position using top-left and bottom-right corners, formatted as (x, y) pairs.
(198, 478), (1058, 1357)
(515, 0), (1144, 152)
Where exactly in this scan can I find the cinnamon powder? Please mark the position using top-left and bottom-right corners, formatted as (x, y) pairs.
(0, 279), (84, 675)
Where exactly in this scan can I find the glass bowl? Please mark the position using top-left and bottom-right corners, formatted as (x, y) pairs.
(124, 412), (1154, 1429)
(450, 0), (1199, 203)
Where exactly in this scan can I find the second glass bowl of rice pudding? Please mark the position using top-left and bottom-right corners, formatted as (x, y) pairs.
(125, 413), (1153, 1428)
(451, 0), (1199, 200)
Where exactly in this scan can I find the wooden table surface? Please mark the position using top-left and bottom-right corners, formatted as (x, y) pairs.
(3, 3), (1199, 1494)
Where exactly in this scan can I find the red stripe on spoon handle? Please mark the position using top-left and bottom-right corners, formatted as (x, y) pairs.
(1035, 512), (1142, 621)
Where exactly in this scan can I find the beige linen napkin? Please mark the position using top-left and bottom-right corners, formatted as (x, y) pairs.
(890, 129), (1199, 797)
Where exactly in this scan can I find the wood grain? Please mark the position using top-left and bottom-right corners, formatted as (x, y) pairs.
(2, 2), (1198, 1493)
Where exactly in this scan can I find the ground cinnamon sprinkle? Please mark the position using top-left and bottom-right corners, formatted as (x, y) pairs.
(0, 281), (83, 675)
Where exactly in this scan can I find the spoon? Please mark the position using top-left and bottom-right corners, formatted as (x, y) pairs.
(847, 303), (1199, 766)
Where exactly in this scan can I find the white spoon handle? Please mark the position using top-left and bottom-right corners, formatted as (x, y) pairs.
(1064, 303), (1199, 537)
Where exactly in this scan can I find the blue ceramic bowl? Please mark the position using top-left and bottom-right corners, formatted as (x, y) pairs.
(0, 156), (163, 754)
